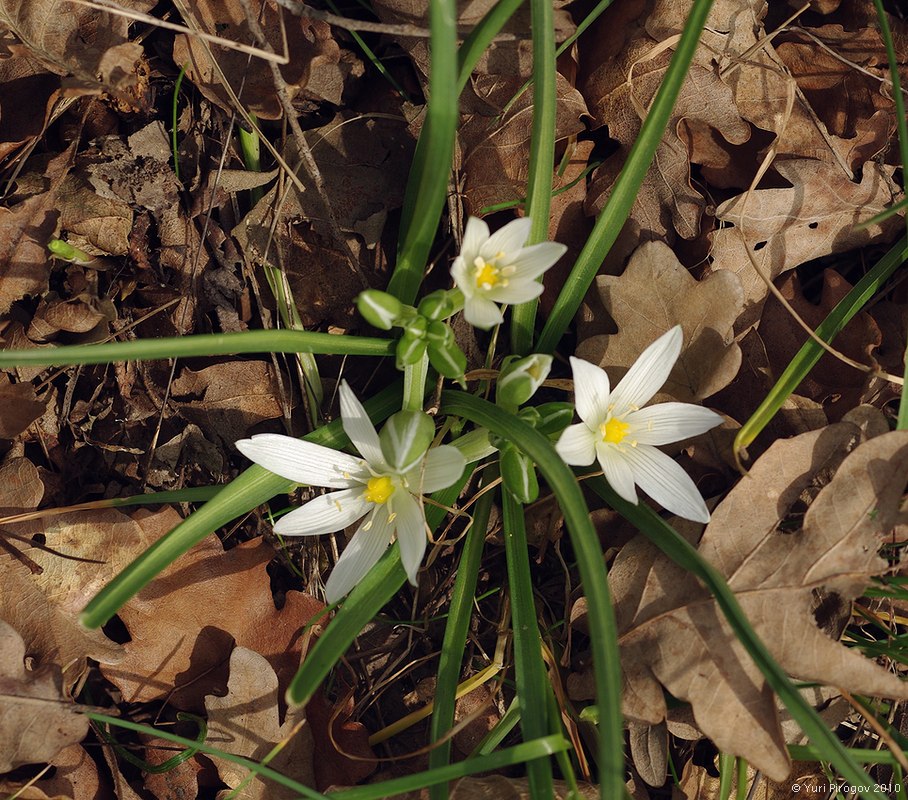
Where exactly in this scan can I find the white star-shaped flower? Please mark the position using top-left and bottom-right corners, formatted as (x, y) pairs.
(555, 327), (722, 523)
(451, 216), (566, 330)
(236, 383), (465, 602)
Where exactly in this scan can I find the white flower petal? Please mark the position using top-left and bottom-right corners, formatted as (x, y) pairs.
(622, 445), (710, 523)
(482, 217), (531, 259)
(391, 491), (427, 586)
(324, 505), (393, 603)
(273, 488), (369, 536)
(609, 326), (682, 413)
(236, 434), (363, 488)
(507, 242), (567, 280)
(485, 277), (544, 304)
(569, 356), (611, 427)
(629, 403), (723, 446)
(596, 444), (638, 505)
(461, 216), (490, 262)
(339, 381), (386, 469)
(463, 296), (505, 329)
(415, 446), (466, 493)
(555, 423), (597, 466)
(450, 256), (474, 298)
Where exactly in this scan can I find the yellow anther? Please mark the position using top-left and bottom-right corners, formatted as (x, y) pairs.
(364, 475), (395, 504)
(600, 418), (630, 445)
(474, 260), (500, 289)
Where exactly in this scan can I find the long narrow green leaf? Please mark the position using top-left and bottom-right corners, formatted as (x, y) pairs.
(509, 0), (557, 355)
(328, 735), (570, 800)
(734, 234), (907, 455)
(0, 330), (393, 368)
(536, 0), (715, 355)
(81, 384), (403, 628)
(388, 0), (458, 305)
(440, 390), (624, 800)
(286, 464), (472, 706)
(428, 468), (495, 800)
(87, 712), (329, 800)
(456, 0), (523, 93)
(502, 489), (556, 796)
(588, 477), (888, 800)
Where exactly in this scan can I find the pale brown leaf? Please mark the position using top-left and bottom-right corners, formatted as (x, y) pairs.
(611, 425), (908, 780)
(577, 240), (744, 402)
(709, 159), (903, 323)
(205, 647), (314, 800)
(0, 620), (89, 772)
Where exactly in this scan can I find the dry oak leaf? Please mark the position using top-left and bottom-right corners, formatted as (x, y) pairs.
(580, 0), (751, 243)
(101, 536), (323, 711)
(172, 0), (342, 120)
(608, 423), (908, 780)
(0, 0), (151, 95)
(2, 507), (195, 678)
(709, 158), (903, 323)
(204, 646), (314, 800)
(0, 619), (89, 772)
(576, 240), (744, 402)
(0, 375), (46, 438)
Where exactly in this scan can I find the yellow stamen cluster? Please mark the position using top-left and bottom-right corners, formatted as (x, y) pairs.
(600, 417), (630, 445)
(364, 475), (395, 504)
(473, 253), (515, 291)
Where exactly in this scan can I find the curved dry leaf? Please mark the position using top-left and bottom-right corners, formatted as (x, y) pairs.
(0, 620), (89, 772)
(0, 377), (46, 439)
(0, 0), (151, 94)
(576, 240), (744, 401)
(612, 424), (908, 780)
(205, 647), (314, 800)
(172, 0), (341, 120)
(709, 159), (903, 324)
(101, 536), (323, 710)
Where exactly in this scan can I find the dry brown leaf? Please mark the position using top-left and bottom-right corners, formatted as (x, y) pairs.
(101, 536), (323, 710)
(0, 148), (72, 314)
(2, 507), (193, 678)
(607, 424), (908, 780)
(0, 0), (151, 95)
(172, 0), (342, 120)
(24, 745), (101, 800)
(458, 72), (588, 214)
(758, 269), (882, 410)
(205, 646), (314, 800)
(171, 361), (288, 444)
(709, 159), (903, 323)
(0, 620), (89, 772)
(0, 375), (46, 438)
(576, 240), (744, 402)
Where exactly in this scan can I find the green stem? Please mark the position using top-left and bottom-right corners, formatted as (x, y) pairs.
(509, 0), (557, 355)
(502, 489), (555, 796)
(403, 351), (429, 412)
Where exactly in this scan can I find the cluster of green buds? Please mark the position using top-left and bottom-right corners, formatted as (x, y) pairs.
(491, 354), (573, 504)
(357, 288), (468, 380)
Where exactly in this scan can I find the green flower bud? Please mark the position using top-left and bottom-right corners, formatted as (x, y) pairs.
(426, 319), (454, 347)
(403, 315), (427, 339)
(356, 290), (404, 330)
(501, 445), (539, 504)
(535, 402), (576, 437)
(516, 407), (542, 428)
(497, 353), (552, 408)
(396, 332), (427, 367)
(418, 289), (459, 321)
(380, 410), (435, 472)
(427, 337), (467, 380)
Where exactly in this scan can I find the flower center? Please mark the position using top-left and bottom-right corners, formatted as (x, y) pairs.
(600, 418), (630, 445)
(473, 254), (515, 291)
(364, 475), (395, 504)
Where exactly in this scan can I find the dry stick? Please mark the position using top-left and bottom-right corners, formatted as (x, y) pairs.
(721, 21), (904, 387)
(839, 689), (908, 775)
(238, 0), (369, 289)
